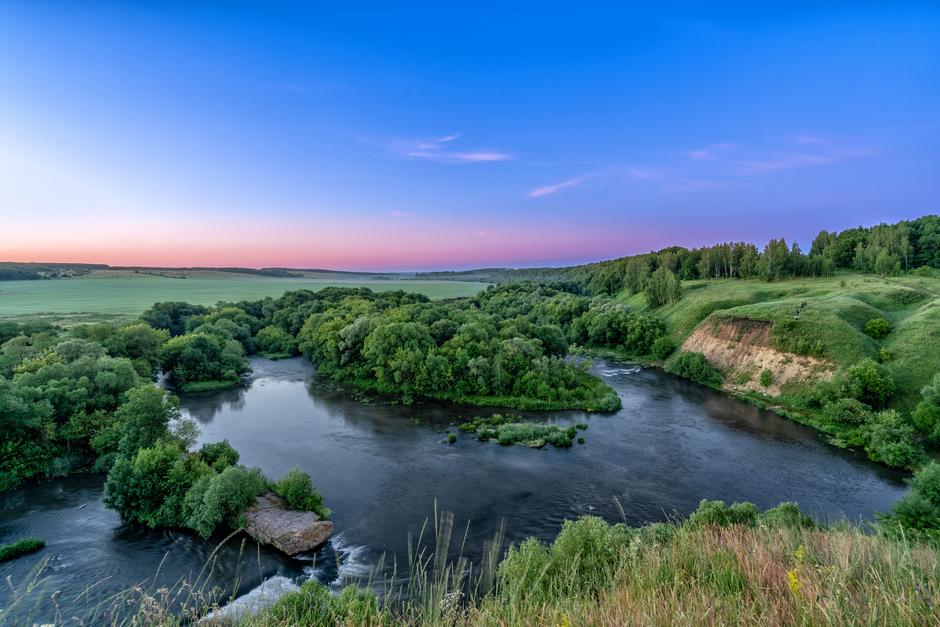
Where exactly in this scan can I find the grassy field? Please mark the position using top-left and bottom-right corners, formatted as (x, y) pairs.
(620, 271), (940, 413)
(0, 269), (487, 324)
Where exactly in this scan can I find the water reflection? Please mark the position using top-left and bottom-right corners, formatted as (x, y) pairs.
(1, 355), (910, 623)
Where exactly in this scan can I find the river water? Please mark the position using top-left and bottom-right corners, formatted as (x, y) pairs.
(0, 356), (908, 622)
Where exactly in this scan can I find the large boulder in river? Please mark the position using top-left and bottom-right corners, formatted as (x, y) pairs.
(244, 494), (333, 555)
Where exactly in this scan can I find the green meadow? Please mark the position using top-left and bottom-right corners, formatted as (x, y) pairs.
(0, 270), (486, 324)
(620, 270), (940, 413)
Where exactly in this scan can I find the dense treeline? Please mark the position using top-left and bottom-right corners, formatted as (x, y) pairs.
(418, 216), (940, 298)
(575, 215), (940, 296)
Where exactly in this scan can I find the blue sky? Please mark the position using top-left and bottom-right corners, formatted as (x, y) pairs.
(1, 2), (937, 269)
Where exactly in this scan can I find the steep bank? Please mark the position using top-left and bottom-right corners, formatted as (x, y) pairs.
(680, 316), (835, 396)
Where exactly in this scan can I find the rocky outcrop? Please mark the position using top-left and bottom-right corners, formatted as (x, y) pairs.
(244, 494), (332, 555)
(681, 316), (835, 396)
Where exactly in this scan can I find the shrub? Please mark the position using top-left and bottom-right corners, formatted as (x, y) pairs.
(686, 499), (758, 528)
(185, 465), (266, 538)
(447, 433), (457, 444)
(198, 440), (240, 470)
(759, 369), (774, 388)
(913, 373), (940, 444)
(497, 516), (633, 605)
(651, 336), (677, 360)
(0, 538), (45, 562)
(863, 410), (923, 468)
(843, 358), (895, 408)
(864, 318), (892, 339)
(823, 398), (872, 426)
(273, 467), (330, 518)
(576, 423), (588, 430)
(878, 347), (893, 363)
(669, 352), (723, 387)
(888, 462), (940, 532)
(758, 502), (815, 529)
(577, 436), (585, 444)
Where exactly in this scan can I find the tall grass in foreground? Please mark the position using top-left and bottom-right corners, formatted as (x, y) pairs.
(5, 505), (939, 626)
(249, 504), (940, 627)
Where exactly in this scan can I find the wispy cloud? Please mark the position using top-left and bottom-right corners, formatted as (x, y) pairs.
(679, 135), (874, 177)
(528, 166), (664, 199)
(528, 176), (589, 198)
(682, 142), (733, 160)
(361, 133), (512, 163)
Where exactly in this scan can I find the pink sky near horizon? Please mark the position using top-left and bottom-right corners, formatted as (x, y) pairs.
(3, 220), (679, 271)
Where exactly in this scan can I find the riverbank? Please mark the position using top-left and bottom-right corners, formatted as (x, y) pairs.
(125, 502), (940, 625)
(577, 272), (940, 469)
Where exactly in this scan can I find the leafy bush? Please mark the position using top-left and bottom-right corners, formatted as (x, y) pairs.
(0, 538), (45, 562)
(274, 467), (330, 518)
(888, 462), (940, 532)
(447, 433), (457, 444)
(496, 516), (633, 605)
(652, 336), (677, 360)
(863, 410), (923, 468)
(759, 369), (774, 388)
(185, 465), (267, 538)
(864, 318), (892, 339)
(198, 440), (240, 470)
(669, 352), (723, 387)
(913, 373), (940, 444)
(842, 358), (895, 408)
(823, 398), (872, 425)
(686, 499), (758, 528)
(758, 502), (815, 529)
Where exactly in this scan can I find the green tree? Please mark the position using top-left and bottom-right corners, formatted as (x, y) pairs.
(644, 267), (681, 308)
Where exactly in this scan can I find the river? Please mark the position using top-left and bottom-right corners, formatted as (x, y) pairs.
(0, 356), (907, 622)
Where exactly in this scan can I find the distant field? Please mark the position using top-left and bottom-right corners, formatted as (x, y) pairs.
(0, 270), (487, 323)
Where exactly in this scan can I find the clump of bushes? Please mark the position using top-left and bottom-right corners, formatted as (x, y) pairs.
(459, 414), (580, 448)
(274, 467), (331, 519)
(841, 358), (896, 408)
(687, 499), (816, 530)
(864, 317), (892, 339)
(887, 462), (940, 535)
(913, 373), (940, 446)
(0, 538), (45, 562)
(669, 352), (723, 387)
(651, 336), (677, 360)
(862, 410), (923, 468)
(823, 398), (872, 425)
(759, 369), (774, 388)
(102, 388), (330, 539)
